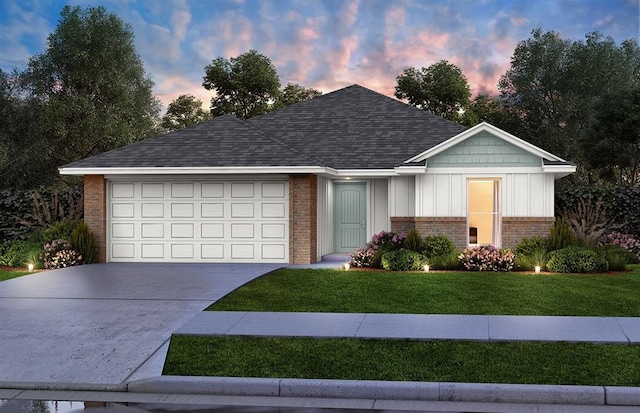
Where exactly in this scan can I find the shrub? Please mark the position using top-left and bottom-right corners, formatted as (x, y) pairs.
(70, 222), (97, 264)
(0, 240), (43, 267)
(421, 234), (455, 258)
(599, 232), (640, 263)
(43, 239), (82, 269)
(564, 198), (617, 248)
(597, 245), (631, 271)
(458, 246), (515, 272)
(349, 248), (375, 268)
(41, 220), (80, 244)
(403, 228), (422, 253)
(513, 247), (548, 272)
(368, 231), (406, 268)
(429, 251), (463, 270)
(546, 246), (608, 273)
(515, 236), (550, 256)
(549, 217), (576, 251)
(381, 249), (428, 271)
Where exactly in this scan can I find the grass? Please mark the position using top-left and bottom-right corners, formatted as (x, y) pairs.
(0, 268), (32, 282)
(208, 265), (640, 316)
(163, 336), (640, 386)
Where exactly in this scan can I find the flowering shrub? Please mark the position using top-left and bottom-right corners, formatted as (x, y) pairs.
(599, 232), (640, 263)
(370, 231), (406, 250)
(349, 247), (375, 268)
(458, 245), (515, 272)
(43, 239), (82, 269)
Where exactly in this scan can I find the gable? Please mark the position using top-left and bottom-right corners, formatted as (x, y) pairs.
(427, 131), (541, 168)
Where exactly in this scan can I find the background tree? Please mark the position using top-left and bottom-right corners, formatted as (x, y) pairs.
(19, 5), (161, 186)
(203, 50), (280, 119)
(395, 60), (471, 122)
(499, 29), (640, 184)
(272, 83), (322, 110)
(459, 93), (519, 129)
(161, 94), (209, 131)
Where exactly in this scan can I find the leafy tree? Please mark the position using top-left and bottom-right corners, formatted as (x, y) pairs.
(272, 83), (322, 110)
(203, 50), (280, 119)
(161, 94), (209, 131)
(395, 60), (471, 122)
(583, 88), (640, 185)
(459, 93), (520, 129)
(499, 29), (640, 184)
(20, 5), (160, 184)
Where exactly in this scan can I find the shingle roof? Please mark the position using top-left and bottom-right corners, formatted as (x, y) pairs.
(62, 84), (467, 171)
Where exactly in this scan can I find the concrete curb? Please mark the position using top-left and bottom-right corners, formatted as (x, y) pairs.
(0, 381), (127, 392)
(126, 376), (640, 406)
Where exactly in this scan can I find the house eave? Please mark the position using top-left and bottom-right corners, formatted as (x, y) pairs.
(59, 166), (333, 176)
(542, 164), (577, 179)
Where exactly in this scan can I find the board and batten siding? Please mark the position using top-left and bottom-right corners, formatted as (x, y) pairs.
(388, 176), (415, 217)
(415, 172), (555, 217)
(316, 176), (334, 257)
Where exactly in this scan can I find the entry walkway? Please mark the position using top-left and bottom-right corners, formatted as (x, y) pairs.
(176, 311), (640, 344)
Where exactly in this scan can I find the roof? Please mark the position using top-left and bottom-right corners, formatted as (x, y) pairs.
(61, 84), (467, 173)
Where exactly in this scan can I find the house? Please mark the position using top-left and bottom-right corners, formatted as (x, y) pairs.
(59, 85), (575, 264)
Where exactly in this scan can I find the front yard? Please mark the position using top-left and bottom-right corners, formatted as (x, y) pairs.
(164, 266), (640, 385)
(0, 267), (32, 282)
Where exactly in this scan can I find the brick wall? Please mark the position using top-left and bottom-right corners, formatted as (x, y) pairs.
(289, 174), (318, 264)
(502, 217), (555, 249)
(392, 216), (555, 250)
(84, 175), (107, 263)
(392, 217), (467, 250)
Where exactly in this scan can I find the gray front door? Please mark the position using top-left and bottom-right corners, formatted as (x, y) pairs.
(334, 182), (367, 253)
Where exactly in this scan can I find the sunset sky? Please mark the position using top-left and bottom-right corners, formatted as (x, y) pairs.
(1, 0), (638, 111)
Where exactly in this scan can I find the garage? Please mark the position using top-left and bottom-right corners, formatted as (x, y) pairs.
(107, 178), (289, 263)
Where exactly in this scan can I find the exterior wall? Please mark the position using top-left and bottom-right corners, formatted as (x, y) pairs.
(84, 175), (107, 263)
(388, 176), (415, 217)
(369, 178), (389, 236)
(391, 217), (467, 250)
(416, 171), (555, 218)
(502, 217), (555, 249)
(290, 174), (318, 264)
(316, 175), (333, 258)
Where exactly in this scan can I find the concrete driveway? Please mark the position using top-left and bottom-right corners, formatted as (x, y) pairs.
(0, 263), (279, 386)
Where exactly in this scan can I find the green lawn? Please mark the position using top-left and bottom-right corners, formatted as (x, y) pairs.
(164, 265), (640, 383)
(209, 265), (640, 316)
(0, 268), (32, 282)
(163, 336), (640, 386)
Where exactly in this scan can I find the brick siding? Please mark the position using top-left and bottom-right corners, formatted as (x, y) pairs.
(392, 216), (554, 250)
(84, 175), (107, 263)
(502, 217), (555, 249)
(289, 174), (318, 264)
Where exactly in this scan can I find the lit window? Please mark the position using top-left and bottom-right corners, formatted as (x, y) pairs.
(467, 179), (501, 246)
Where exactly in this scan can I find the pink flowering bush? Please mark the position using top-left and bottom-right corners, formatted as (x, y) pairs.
(458, 245), (515, 272)
(599, 232), (640, 263)
(43, 239), (82, 269)
(349, 231), (407, 268)
(369, 231), (406, 250)
(349, 247), (376, 268)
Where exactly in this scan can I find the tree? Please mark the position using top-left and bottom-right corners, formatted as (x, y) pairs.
(583, 88), (640, 185)
(203, 50), (280, 119)
(459, 94), (520, 129)
(20, 5), (161, 185)
(161, 94), (209, 131)
(272, 83), (322, 110)
(499, 29), (640, 183)
(395, 60), (471, 122)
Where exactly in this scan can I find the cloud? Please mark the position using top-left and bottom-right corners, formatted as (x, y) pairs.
(0, 1), (52, 70)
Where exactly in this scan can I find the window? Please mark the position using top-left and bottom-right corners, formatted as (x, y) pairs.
(467, 179), (501, 246)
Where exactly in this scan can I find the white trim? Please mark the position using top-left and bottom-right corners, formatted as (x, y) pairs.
(394, 165), (426, 174)
(405, 122), (570, 164)
(424, 167), (545, 175)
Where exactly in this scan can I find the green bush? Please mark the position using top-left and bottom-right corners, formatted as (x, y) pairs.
(0, 240), (43, 268)
(547, 246), (608, 273)
(403, 228), (422, 253)
(515, 236), (550, 256)
(421, 234), (455, 258)
(41, 219), (80, 244)
(429, 251), (463, 270)
(381, 249), (428, 271)
(598, 245), (631, 272)
(549, 217), (576, 251)
(70, 222), (97, 264)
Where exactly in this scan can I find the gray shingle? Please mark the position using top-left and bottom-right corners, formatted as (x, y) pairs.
(63, 85), (467, 170)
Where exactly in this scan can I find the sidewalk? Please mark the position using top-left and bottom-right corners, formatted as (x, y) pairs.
(175, 311), (640, 344)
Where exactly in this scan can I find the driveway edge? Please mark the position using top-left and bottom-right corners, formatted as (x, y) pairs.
(125, 376), (640, 406)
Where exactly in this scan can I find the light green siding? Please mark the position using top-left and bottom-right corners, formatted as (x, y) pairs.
(428, 131), (541, 167)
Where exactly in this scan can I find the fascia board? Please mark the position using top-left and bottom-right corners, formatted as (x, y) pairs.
(58, 166), (333, 176)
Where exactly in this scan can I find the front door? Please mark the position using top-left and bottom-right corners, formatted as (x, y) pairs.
(334, 182), (367, 253)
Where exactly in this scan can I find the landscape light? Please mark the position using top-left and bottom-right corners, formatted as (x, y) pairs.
(27, 263), (34, 272)
(424, 264), (430, 272)
(344, 263), (350, 271)
(534, 266), (541, 274)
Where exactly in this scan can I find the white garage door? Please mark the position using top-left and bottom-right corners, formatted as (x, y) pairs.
(108, 179), (289, 262)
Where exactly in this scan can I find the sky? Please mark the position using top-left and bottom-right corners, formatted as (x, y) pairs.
(1, 0), (639, 112)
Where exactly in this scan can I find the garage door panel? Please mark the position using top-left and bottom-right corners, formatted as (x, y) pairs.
(109, 180), (289, 263)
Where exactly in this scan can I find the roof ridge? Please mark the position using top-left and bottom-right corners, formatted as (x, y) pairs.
(229, 115), (328, 167)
